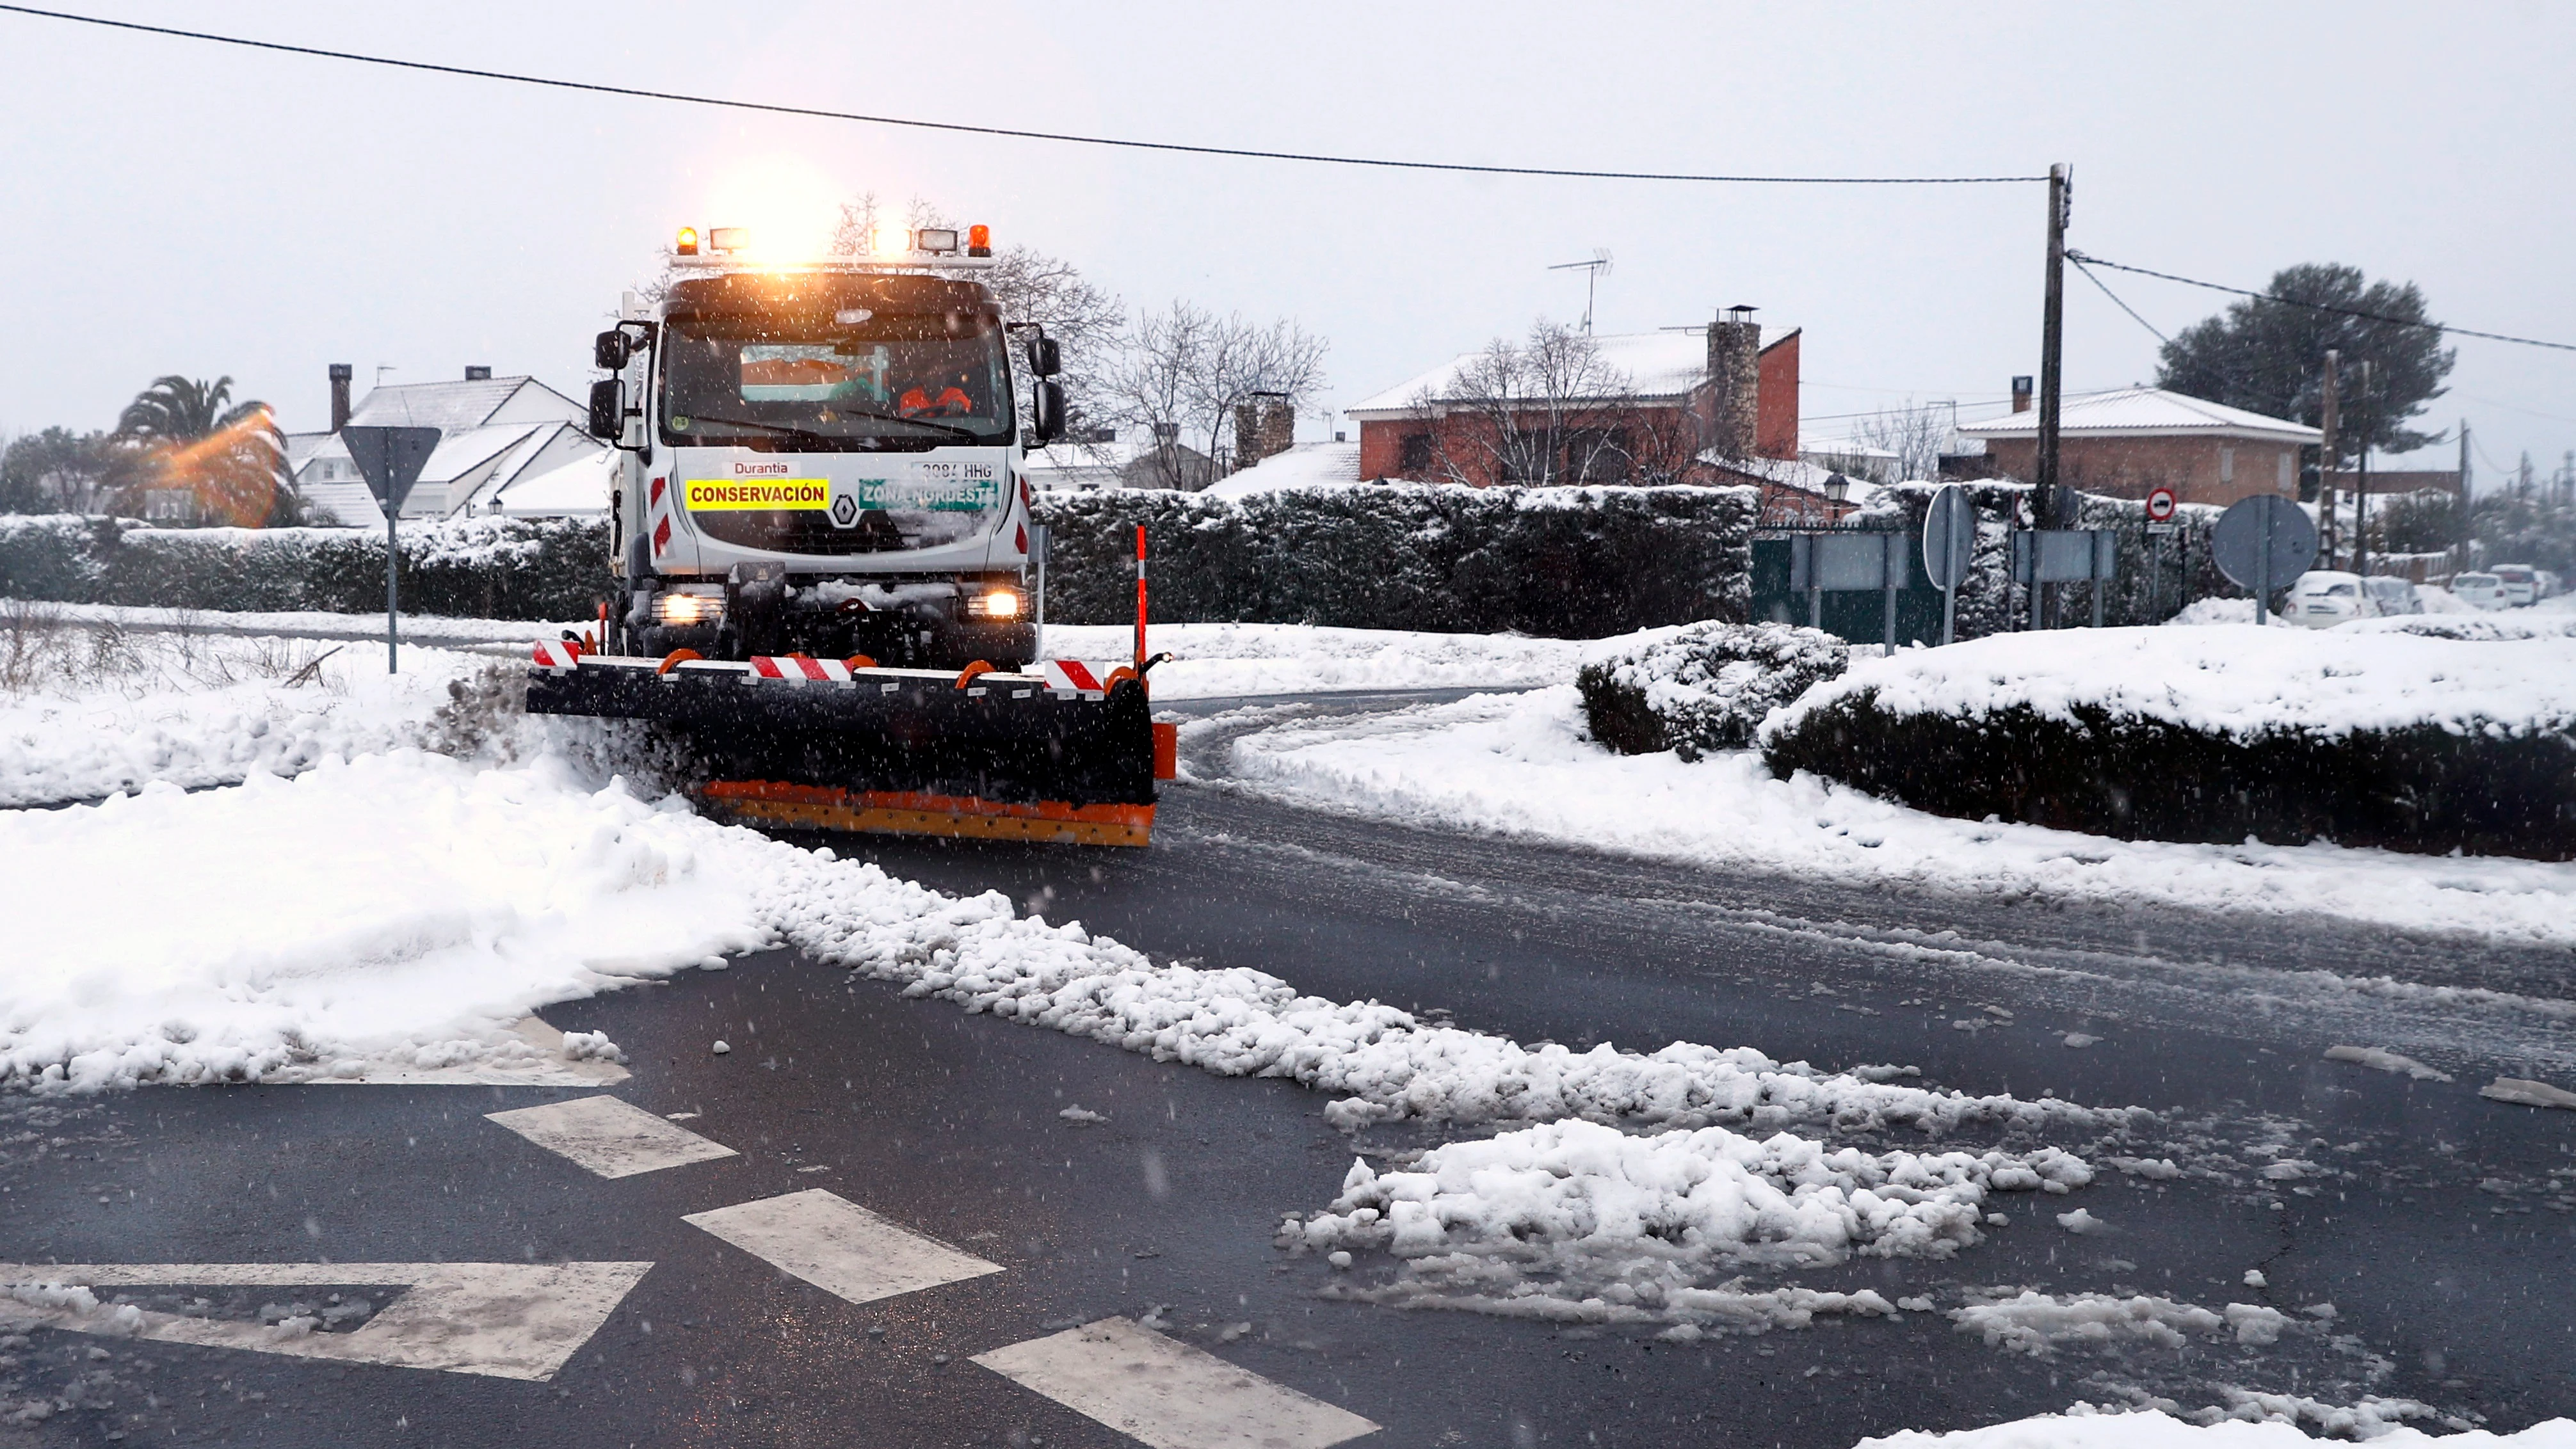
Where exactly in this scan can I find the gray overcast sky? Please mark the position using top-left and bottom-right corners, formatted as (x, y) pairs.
(4, 1), (2572, 481)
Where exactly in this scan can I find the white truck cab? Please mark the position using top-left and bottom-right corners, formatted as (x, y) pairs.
(590, 223), (1064, 669)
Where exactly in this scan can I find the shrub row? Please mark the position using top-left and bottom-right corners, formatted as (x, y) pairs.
(1034, 483), (1757, 637)
(2, 482), (1760, 639)
(1760, 691), (2576, 861)
(1577, 621), (1849, 758)
(0, 515), (616, 620)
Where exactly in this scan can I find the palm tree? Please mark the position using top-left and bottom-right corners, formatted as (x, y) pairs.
(115, 375), (269, 444)
(109, 374), (302, 526)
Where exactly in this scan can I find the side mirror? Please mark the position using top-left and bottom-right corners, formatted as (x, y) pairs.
(1027, 336), (1061, 378)
(594, 330), (631, 371)
(1031, 380), (1065, 445)
(588, 380), (624, 442)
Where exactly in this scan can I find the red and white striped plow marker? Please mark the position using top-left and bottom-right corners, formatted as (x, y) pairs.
(1040, 660), (1117, 697)
(532, 639), (584, 671)
(749, 655), (854, 685)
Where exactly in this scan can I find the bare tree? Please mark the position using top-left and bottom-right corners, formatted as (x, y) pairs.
(1410, 320), (1696, 488)
(1099, 303), (1328, 490)
(1849, 401), (1953, 483)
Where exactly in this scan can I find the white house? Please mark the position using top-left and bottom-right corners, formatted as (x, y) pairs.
(297, 374), (608, 525)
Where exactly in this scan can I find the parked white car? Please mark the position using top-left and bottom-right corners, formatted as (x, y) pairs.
(2491, 564), (2540, 607)
(2451, 572), (2510, 610)
(2537, 570), (2564, 602)
(2287, 570), (2383, 628)
(2362, 576), (2422, 615)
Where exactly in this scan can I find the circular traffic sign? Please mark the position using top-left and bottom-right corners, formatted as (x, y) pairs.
(2210, 493), (2317, 594)
(1922, 484), (1976, 592)
(2145, 486), (2177, 523)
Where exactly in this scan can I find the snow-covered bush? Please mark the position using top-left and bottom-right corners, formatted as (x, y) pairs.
(1577, 621), (1846, 758)
(1036, 482), (1757, 639)
(1760, 627), (2576, 860)
(0, 514), (612, 620)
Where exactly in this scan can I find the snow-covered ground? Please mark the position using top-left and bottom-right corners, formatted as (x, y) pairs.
(1043, 621), (1577, 699)
(4, 599), (585, 646)
(1214, 682), (2576, 947)
(0, 620), (493, 806)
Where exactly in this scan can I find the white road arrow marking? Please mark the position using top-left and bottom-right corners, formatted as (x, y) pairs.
(974, 1317), (1379, 1449)
(0, 1261), (651, 1381)
(486, 1094), (737, 1178)
(683, 1189), (1001, 1304)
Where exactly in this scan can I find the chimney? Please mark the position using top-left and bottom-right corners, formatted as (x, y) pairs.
(328, 363), (353, 432)
(1232, 392), (1296, 470)
(2011, 374), (2034, 413)
(1706, 305), (1761, 460)
(464, 365), (493, 381)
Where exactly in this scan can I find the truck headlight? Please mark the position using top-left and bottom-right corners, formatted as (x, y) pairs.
(654, 591), (724, 627)
(968, 588), (1024, 620)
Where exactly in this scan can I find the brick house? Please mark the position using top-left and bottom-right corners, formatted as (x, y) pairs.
(1344, 310), (1802, 489)
(1957, 385), (2321, 507)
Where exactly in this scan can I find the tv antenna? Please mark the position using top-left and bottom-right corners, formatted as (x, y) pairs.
(1548, 250), (1613, 333)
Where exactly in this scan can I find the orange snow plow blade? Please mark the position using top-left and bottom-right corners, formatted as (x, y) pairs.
(701, 780), (1155, 847)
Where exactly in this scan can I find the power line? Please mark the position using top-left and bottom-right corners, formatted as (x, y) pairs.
(2068, 251), (2576, 353)
(0, 4), (2048, 187)
(2068, 258), (2171, 346)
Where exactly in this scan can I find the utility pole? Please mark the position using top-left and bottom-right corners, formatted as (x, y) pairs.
(2353, 359), (2373, 579)
(2035, 163), (2070, 530)
(2318, 351), (2340, 567)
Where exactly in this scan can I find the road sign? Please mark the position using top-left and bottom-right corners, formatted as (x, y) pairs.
(341, 426), (440, 512)
(339, 425), (442, 673)
(2210, 493), (2317, 627)
(2145, 486), (2177, 523)
(1922, 484), (1974, 645)
(2145, 522), (2178, 535)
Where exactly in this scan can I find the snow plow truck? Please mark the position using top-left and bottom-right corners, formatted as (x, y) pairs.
(525, 222), (1171, 846)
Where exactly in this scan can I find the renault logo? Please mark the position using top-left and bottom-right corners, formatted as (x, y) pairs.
(829, 494), (860, 527)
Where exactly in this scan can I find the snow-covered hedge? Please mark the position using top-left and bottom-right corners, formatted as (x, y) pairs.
(1036, 482), (1758, 638)
(1759, 627), (2576, 860)
(1577, 621), (1847, 757)
(0, 514), (614, 620)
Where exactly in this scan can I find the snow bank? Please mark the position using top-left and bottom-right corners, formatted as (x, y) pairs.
(1768, 625), (2576, 744)
(1952, 1291), (2289, 1354)
(1280, 1119), (2091, 1331)
(1218, 686), (2576, 945)
(0, 628), (489, 806)
(0, 752), (775, 1088)
(1042, 621), (1579, 700)
(1856, 1408), (2571, 1449)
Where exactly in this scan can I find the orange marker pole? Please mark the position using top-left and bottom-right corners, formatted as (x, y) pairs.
(1133, 525), (1148, 671)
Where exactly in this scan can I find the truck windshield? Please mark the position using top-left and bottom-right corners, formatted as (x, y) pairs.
(660, 303), (1013, 449)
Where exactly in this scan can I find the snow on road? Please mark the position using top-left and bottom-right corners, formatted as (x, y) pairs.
(1042, 621), (1577, 700)
(1858, 1408), (2572, 1448)
(1214, 685), (2576, 947)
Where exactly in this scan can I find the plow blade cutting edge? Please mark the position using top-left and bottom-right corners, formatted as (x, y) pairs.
(526, 653), (1163, 846)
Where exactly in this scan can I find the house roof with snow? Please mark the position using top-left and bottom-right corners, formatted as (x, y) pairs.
(1955, 386), (2322, 445)
(490, 446), (616, 518)
(294, 376), (598, 525)
(1346, 328), (1796, 419)
(1203, 441), (1363, 499)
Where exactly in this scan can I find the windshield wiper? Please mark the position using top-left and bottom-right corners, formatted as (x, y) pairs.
(816, 406), (986, 444)
(682, 410), (987, 446)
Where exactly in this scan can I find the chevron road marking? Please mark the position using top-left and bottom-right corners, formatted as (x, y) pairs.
(683, 1189), (1002, 1305)
(0, 1261), (652, 1381)
(973, 1316), (1379, 1449)
(485, 1094), (737, 1178)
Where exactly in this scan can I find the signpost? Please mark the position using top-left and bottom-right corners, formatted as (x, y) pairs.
(1787, 531), (1910, 652)
(2209, 493), (2317, 627)
(1922, 484), (1975, 646)
(2011, 529), (2118, 627)
(341, 426), (440, 671)
(2143, 486), (2178, 617)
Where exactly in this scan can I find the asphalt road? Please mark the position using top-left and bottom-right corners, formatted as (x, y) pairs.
(4, 697), (2573, 1448)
